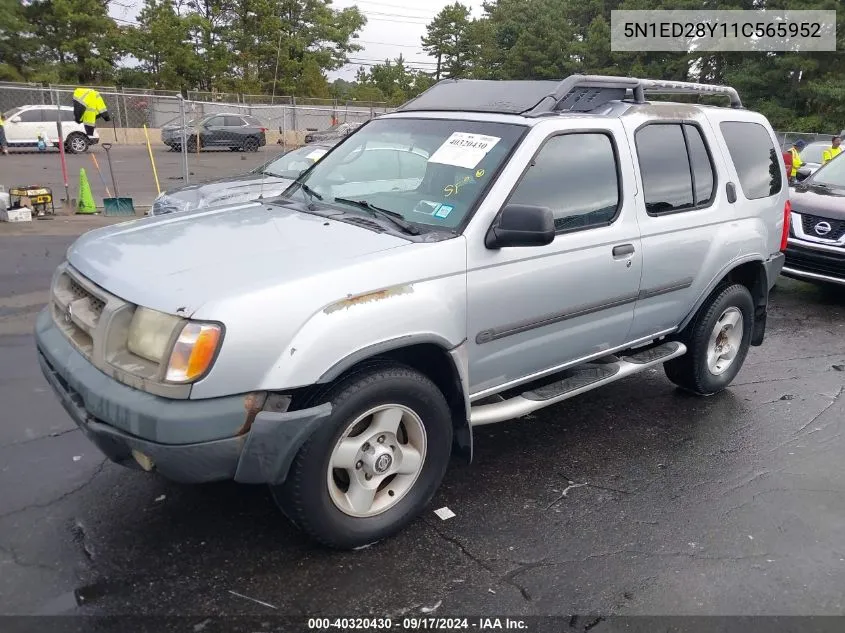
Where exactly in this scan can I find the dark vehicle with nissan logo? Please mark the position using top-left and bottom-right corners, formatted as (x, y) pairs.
(784, 152), (845, 287)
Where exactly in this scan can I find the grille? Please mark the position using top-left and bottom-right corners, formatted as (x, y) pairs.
(68, 278), (106, 318)
(785, 246), (845, 278)
(800, 214), (845, 241)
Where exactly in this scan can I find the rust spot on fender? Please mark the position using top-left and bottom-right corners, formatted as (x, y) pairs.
(237, 392), (267, 436)
(324, 284), (414, 315)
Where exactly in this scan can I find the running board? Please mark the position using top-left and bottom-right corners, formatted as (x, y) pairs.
(470, 341), (687, 426)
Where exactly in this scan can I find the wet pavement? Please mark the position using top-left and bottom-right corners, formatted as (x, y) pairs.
(1, 232), (844, 621)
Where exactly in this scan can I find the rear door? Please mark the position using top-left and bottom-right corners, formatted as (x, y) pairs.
(225, 116), (247, 146)
(624, 114), (734, 340)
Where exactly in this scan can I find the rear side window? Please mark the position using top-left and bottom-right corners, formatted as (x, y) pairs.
(508, 132), (621, 233)
(635, 123), (716, 215)
(243, 115), (262, 126)
(720, 121), (782, 199)
(225, 116), (244, 127)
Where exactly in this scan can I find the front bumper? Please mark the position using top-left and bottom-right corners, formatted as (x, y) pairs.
(783, 239), (845, 286)
(35, 308), (331, 484)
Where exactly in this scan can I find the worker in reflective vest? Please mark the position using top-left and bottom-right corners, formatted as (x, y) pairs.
(72, 87), (110, 137)
(788, 139), (806, 183)
(822, 136), (842, 164)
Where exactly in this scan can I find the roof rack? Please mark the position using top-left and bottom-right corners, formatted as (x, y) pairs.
(397, 74), (742, 115)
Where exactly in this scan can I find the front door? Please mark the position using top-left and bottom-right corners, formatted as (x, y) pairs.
(201, 116), (227, 146)
(6, 107), (43, 144)
(466, 120), (643, 398)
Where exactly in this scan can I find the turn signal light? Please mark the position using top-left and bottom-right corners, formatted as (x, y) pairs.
(165, 322), (223, 383)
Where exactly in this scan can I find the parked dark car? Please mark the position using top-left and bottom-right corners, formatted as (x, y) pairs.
(162, 113), (267, 152)
(150, 143), (333, 216)
(304, 121), (362, 144)
(784, 153), (845, 287)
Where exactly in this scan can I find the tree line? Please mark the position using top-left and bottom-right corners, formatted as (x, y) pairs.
(1, 0), (843, 130)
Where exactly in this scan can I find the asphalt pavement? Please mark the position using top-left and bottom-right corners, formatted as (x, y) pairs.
(1, 226), (844, 625)
(0, 144), (277, 209)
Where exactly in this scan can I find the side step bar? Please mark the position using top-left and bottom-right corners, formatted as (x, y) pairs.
(470, 341), (687, 426)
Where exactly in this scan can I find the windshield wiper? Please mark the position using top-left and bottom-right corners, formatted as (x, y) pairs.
(299, 182), (323, 201)
(333, 197), (421, 235)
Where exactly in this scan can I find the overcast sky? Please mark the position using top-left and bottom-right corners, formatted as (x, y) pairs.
(109, 0), (486, 81)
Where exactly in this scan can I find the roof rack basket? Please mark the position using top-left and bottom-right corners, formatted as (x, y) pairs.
(397, 74), (742, 115)
(534, 74), (743, 114)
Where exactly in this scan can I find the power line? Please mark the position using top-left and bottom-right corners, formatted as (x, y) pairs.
(353, 0), (438, 14)
(356, 40), (425, 49)
(349, 56), (437, 65)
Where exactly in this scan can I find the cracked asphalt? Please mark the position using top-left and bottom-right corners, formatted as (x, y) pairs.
(1, 227), (844, 622)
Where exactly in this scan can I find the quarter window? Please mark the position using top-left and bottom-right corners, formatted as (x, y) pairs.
(508, 132), (621, 233)
(636, 123), (716, 215)
(719, 121), (782, 199)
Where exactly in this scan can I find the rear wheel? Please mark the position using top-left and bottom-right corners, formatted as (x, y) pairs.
(275, 364), (452, 549)
(664, 284), (754, 395)
(242, 137), (259, 152)
(65, 132), (89, 154)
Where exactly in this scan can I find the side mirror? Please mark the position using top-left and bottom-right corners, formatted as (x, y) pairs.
(10, 116), (21, 123)
(485, 204), (555, 249)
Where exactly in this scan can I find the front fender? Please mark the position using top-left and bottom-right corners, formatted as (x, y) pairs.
(256, 272), (468, 391)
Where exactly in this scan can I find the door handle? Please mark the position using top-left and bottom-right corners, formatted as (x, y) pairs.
(612, 244), (635, 258)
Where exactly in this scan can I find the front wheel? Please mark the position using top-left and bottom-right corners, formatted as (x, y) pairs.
(664, 283), (754, 395)
(275, 364), (453, 549)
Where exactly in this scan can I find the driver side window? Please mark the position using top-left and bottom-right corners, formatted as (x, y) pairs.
(508, 132), (621, 233)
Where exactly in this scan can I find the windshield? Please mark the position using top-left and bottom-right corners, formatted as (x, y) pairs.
(288, 117), (525, 229)
(808, 153), (845, 188)
(261, 146), (329, 178)
(800, 144), (827, 164)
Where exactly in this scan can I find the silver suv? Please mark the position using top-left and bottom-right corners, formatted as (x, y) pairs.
(36, 75), (788, 549)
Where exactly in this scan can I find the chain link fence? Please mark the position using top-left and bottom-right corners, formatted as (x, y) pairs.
(776, 131), (836, 150)
(0, 82), (390, 211)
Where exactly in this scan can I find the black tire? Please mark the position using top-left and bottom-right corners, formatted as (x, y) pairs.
(664, 284), (754, 395)
(242, 137), (259, 152)
(275, 363), (453, 549)
(186, 136), (199, 153)
(65, 132), (89, 154)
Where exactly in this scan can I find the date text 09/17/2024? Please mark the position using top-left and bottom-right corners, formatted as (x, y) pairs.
(307, 617), (529, 631)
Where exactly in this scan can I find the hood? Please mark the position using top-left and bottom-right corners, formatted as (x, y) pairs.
(68, 203), (410, 316)
(790, 183), (845, 221)
(153, 172), (294, 214)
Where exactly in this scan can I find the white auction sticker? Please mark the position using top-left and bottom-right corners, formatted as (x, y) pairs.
(306, 149), (328, 161)
(428, 132), (501, 170)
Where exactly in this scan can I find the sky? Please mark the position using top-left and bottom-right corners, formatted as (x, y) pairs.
(108, 0), (486, 81)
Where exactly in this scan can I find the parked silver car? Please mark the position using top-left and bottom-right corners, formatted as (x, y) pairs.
(36, 75), (787, 549)
(150, 143), (333, 216)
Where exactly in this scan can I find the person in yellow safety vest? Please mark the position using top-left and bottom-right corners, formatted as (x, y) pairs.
(822, 136), (842, 164)
(72, 87), (110, 137)
(0, 111), (8, 155)
(788, 139), (806, 183)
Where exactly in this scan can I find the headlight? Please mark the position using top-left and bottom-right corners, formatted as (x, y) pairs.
(151, 195), (193, 216)
(128, 307), (181, 362)
(127, 308), (223, 383)
(165, 322), (223, 383)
